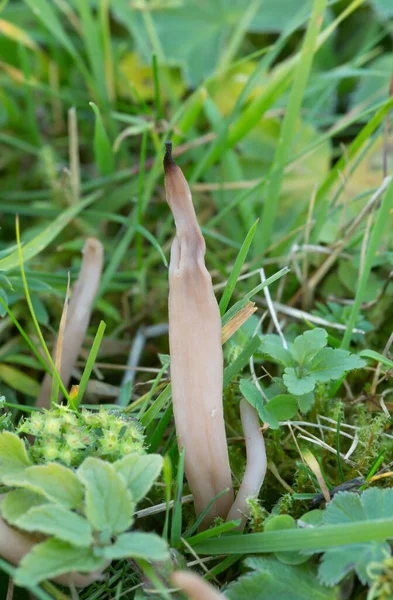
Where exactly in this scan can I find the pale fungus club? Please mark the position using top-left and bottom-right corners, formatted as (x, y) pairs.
(164, 142), (266, 531)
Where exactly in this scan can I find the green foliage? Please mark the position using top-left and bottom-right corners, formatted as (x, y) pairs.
(0, 426), (166, 585)
(226, 556), (338, 600)
(262, 328), (365, 398)
(317, 488), (393, 588)
(18, 404), (145, 467)
(1, 0), (393, 597)
(77, 457), (135, 536)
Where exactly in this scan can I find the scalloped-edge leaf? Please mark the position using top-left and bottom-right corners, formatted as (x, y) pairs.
(77, 457), (134, 535)
(1, 489), (46, 525)
(15, 538), (106, 586)
(317, 489), (393, 586)
(100, 532), (169, 561)
(290, 328), (328, 364)
(0, 431), (31, 482)
(318, 542), (390, 587)
(114, 453), (163, 503)
(15, 505), (93, 547)
(226, 556), (338, 600)
(260, 335), (293, 366)
(283, 368), (315, 396)
(4, 463), (84, 509)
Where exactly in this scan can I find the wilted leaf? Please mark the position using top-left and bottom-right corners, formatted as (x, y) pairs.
(5, 463), (84, 509)
(114, 454), (163, 503)
(15, 538), (106, 586)
(101, 532), (169, 561)
(0, 431), (31, 482)
(15, 505), (93, 547)
(78, 457), (134, 535)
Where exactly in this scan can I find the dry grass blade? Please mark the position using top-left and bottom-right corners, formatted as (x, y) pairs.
(221, 302), (257, 343)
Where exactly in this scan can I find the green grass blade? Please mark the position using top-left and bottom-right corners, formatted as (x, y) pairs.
(74, 321), (106, 409)
(223, 335), (261, 386)
(171, 447), (184, 548)
(222, 266), (289, 327)
(152, 53), (163, 120)
(0, 297), (51, 375)
(186, 519), (239, 546)
(140, 384), (172, 428)
(359, 349), (393, 369)
(341, 177), (393, 349)
(193, 518), (393, 555)
(98, 213), (136, 299)
(257, 0), (327, 254)
(219, 219), (259, 315)
(23, 0), (91, 85)
(15, 217), (71, 404)
(0, 193), (100, 272)
(162, 454), (172, 540)
(136, 225), (168, 268)
(136, 129), (148, 269)
(311, 94), (393, 242)
(90, 102), (115, 176)
(76, 0), (107, 104)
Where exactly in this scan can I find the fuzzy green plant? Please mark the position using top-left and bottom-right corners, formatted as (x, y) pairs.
(18, 404), (145, 467)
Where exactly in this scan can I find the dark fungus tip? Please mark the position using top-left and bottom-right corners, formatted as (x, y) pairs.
(164, 140), (176, 170)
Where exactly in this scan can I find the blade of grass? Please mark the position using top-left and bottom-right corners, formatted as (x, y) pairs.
(185, 490), (235, 538)
(0, 192), (100, 272)
(137, 129), (148, 270)
(74, 320), (106, 409)
(359, 349), (393, 369)
(311, 94), (393, 243)
(341, 177), (393, 349)
(257, 0), (327, 254)
(187, 520), (241, 547)
(0, 297), (52, 375)
(140, 384), (172, 428)
(162, 454), (172, 540)
(76, 0), (107, 105)
(23, 0), (92, 87)
(15, 216), (71, 403)
(219, 219), (259, 315)
(152, 54), (163, 120)
(193, 518), (393, 555)
(148, 403), (173, 454)
(221, 266), (289, 327)
(90, 102), (115, 176)
(223, 335), (261, 386)
(99, 0), (115, 103)
(171, 447), (184, 549)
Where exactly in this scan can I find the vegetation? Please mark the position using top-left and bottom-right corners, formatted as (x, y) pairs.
(1, 0), (393, 598)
